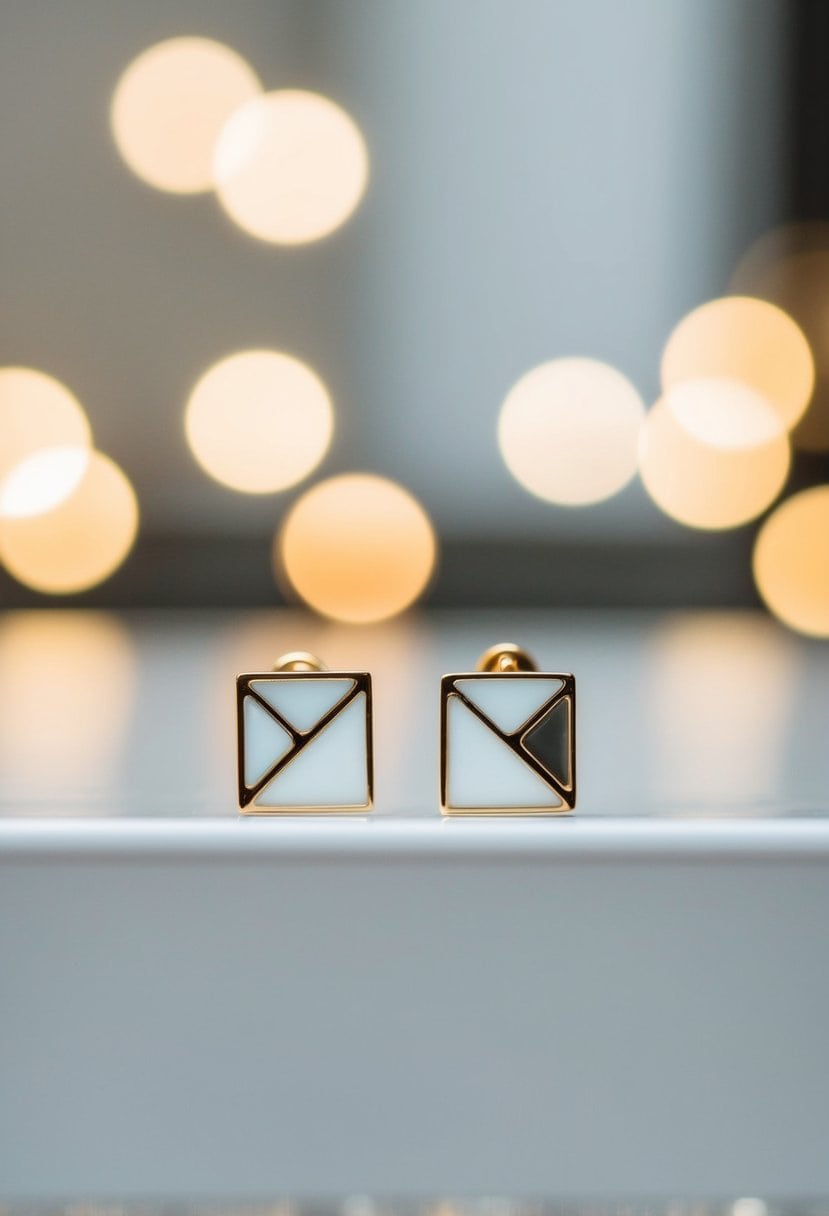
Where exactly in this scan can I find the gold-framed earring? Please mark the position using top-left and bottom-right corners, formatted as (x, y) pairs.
(236, 652), (373, 814)
(440, 643), (575, 815)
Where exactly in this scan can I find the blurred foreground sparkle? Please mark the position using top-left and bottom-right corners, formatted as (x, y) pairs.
(111, 37), (261, 194)
(277, 474), (437, 623)
(498, 357), (645, 505)
(753, 485), (829, 637)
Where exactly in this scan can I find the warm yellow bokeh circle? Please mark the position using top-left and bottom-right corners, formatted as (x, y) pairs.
(0, 368), (91, 512)
(278, 474), (437, 623)
(212, 89), (369, 244)
(498, 357), (645, 506)
(185, 349), (334, 494)
(111, 37), (261, 193)
(661, 296), (814, 434)
(730, 226), (829, 452)
(0, 451), (139, 593)
(753, 485), (829, 637)
(639, 395), (790, 530)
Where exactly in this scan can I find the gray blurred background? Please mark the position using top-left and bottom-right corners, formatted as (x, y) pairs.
(0, 0), (808, 604)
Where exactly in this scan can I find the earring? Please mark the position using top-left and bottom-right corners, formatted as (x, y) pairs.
(440, 643), (576, 815)
(237, 652), (373, 814)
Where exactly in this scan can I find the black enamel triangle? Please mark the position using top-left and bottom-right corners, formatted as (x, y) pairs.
(520, 696), (572, 789)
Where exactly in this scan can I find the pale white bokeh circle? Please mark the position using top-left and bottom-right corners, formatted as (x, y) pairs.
(0, 367), (92, 519)
(111, 37), (261, 193)
(185, 349), (334, 494)
(665, 378), (785, 450)
(213, 89), (369, 244)
(0, 446), (90, 519)
(498, 357), (646, 505)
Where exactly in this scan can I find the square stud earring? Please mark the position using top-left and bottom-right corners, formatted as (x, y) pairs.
(237, 652), (373, 814)
(440, 643), (576, 815)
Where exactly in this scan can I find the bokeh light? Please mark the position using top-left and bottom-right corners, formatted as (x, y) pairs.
(646, 613), (795, 808)
(497, 357), (645, 505)
(111, 37), (261, 193)
(0, 451), (139, 593)
(0, 446), (89, 519)
(731, 223), (829, 450)
(752, 485), (829, 637)
(664, 377), (783, 449)
(661, 295), (814, 433)
(213, 89), (369, 244)
(278, 473), (437, 623)
(0, 612), (136, 801)
(639, 394), (790, 529)
(185, 349), (334, 494)
(0, 367), (91, 515)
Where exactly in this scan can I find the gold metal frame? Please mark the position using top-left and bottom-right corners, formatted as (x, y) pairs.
(439, 670), (576, 815)
(236, 671), (374, 814)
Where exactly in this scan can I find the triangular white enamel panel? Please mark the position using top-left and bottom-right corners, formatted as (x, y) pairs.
(454, 676), (564, 735)
(256, 692), (368, 808)
(446, 695), (562, 809)
(243, 696), (293, 787)
(250, 677), (355, 734)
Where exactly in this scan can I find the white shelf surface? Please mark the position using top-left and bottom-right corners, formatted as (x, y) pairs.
(1, 608), (828, 1204)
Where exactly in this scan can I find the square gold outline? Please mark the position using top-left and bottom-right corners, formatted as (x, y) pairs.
(236, 671), (374, 815)
(439, 670), (576, 816)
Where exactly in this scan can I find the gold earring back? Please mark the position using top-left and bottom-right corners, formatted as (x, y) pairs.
(475, 642), (537, 673)
(272, 652), (326, 673)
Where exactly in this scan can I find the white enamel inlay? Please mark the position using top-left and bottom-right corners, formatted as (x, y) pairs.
(256, 691), (368, 808)
(454, 676), (564, 735)
(243, 696), (293, 787)
(250, 676), (355, 734)
(447, 695), (562, 809)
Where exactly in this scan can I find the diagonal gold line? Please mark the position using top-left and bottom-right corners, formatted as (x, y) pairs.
(518, 686), (569, 736)
(452, 681), (567, 741)
(246, 685), (302, 742)
(517, 741), (571, 804)
(519, 694), (575, 801)
(450, 681), (573, 808)
(246, 680), (362, 801)
(450, 683), (507, 734)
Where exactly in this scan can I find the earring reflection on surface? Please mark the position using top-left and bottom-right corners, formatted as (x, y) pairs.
(440, 643), (576, 815)
(237, 652), (373, 814)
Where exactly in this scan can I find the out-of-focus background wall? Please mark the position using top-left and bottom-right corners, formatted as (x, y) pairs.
(0, 0), (826, 625)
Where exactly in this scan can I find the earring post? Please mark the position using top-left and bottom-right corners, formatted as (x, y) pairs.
(475, 642), (537, 673)
(272, 651), (326, 673)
